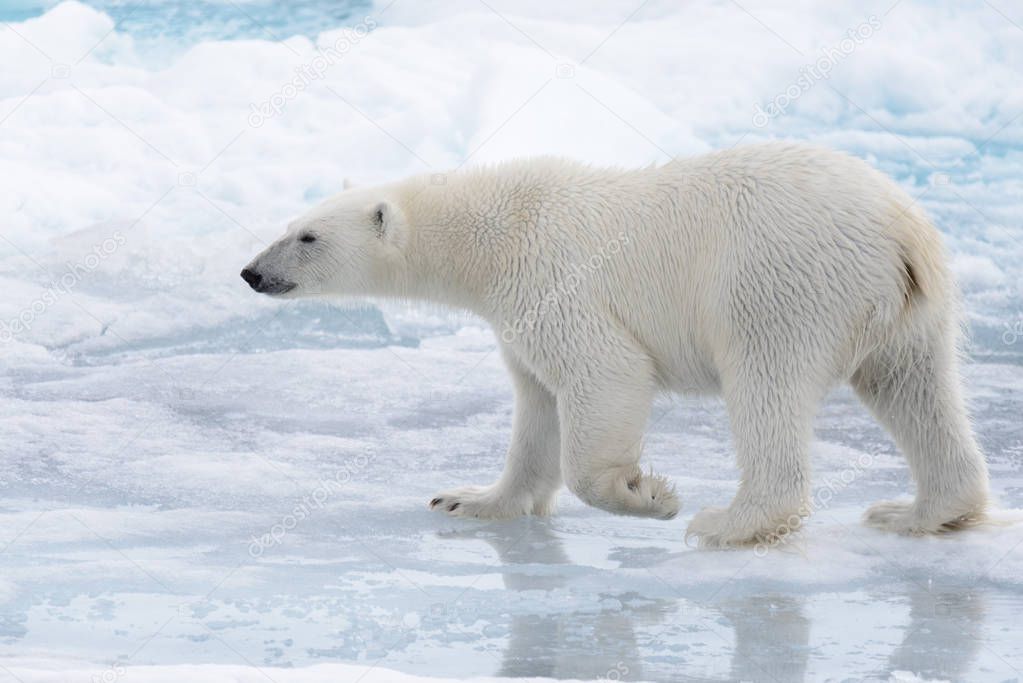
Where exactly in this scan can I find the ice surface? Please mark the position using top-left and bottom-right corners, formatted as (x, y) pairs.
(0, 0), (1022, 681)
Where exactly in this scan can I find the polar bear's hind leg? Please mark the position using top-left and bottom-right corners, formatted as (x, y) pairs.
(852, 330), (989, 534)
(852, 202), (989, 533)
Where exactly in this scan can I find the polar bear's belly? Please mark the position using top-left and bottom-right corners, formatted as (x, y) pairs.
(648, 334), (722, 395)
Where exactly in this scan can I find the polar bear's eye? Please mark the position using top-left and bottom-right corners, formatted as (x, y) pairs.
(299, 234), (316, 243)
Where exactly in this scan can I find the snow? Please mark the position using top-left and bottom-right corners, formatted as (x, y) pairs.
(0, 0), (1021, 681)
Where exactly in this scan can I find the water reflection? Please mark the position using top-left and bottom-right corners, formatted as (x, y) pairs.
(885, 589), (986, 682)
(716, 594), (810, 681)
(440, 520), (670, 681)
(439, 521), (994, 682)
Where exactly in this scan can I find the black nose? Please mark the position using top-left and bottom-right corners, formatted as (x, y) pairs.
(240, 268), (262, 289)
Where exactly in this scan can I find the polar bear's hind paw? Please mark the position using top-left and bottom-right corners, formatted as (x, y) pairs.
(863, 499), (987, 534)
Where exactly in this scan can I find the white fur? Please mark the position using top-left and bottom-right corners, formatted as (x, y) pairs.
(243, 143), (990, 547)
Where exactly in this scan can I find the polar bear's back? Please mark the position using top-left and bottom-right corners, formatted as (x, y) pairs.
(588, 144), (950, 388)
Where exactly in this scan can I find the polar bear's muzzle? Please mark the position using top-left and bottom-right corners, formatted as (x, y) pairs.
(240, 268), (296, 295)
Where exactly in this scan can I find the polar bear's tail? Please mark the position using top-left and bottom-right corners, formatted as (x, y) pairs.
(891, 200), (953, 318)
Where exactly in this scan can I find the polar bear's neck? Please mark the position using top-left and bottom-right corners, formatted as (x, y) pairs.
(378, 159), (619, 322)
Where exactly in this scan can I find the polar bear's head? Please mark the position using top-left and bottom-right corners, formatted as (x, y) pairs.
(241, 187), (407, 298)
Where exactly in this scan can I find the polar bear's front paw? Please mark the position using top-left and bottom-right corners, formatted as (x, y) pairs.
(685, 505), (797, 549)
(428, 485), (536, 520)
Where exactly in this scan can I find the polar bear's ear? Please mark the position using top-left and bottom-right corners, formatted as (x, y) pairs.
(342, 178), (356, 190)
(371, 200), (406, 249)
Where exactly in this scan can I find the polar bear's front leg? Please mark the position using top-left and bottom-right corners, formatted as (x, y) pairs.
(429, 348), (561, 519)
(558, 357), (679, 520)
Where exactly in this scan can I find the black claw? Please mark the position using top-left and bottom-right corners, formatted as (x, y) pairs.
(448, 503), (460, 512)
(430, 498), (442, 508)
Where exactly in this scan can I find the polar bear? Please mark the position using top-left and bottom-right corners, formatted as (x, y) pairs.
(241, 143), (989, 547)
